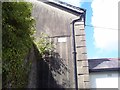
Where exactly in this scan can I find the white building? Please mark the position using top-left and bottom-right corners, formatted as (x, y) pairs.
(88, 58), (120, 89)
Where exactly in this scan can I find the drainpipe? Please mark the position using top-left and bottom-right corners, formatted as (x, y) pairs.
(71, 13), (85, 90)
(84, 9), (86, 27)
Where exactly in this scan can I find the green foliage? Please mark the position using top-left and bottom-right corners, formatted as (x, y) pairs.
(2, 2), (35, 88)
(34, 33), (55, 57)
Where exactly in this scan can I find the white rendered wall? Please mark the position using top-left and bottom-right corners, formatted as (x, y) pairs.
(90, 71), (119, 88)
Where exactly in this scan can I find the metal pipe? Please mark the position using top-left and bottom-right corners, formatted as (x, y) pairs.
(71, 13), (84, 90)
(83, 9), (86, 27)
(72, 20), (78, 90)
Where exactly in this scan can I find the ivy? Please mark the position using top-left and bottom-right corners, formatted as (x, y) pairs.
(34, 33), (55, 57)
(2, 1), (35, 88)
(2, 1), (55, 88)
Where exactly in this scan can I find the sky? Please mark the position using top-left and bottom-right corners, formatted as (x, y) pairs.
(59, 0), (119, 59)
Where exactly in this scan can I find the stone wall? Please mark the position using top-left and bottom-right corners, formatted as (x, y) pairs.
(74, 21), (90, 88)
(27, 44), (65, 88)
(30, 1), (90, 88)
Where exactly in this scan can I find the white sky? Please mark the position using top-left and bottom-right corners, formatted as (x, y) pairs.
(91, 0), (119, 52)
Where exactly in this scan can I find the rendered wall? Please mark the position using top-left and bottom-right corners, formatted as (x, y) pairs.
(90, 71), (119, 88)
(31, 1), (89, 88)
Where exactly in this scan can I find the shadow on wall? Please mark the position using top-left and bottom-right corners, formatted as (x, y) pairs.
(43, 51), (70, 75)
(28, 44), (69, 88)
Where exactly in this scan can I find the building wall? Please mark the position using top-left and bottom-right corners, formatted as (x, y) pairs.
(32, 1), (89, 88)
(74, 21), (89, 88)
(90, 71), (119, 88)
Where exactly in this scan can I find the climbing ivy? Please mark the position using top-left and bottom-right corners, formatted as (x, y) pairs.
(34, 33), (55, 57)
(2, 1), (35, 88)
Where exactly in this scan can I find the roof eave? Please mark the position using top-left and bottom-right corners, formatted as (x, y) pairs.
(43, 0), (85, 16)
(89, 68), (120, 73)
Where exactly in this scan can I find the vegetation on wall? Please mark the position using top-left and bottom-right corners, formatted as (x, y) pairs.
(34, 33), (55, 57)
(2, 2), (35, 88)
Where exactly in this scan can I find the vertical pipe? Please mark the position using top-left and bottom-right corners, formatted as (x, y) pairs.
(71, 13), (84, 89)
(72, 21), (78, 90)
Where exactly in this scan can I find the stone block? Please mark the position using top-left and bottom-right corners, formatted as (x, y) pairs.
(84, 81), (90, 88)
(77, 67), (89, 74)
(83, 75), (90, 82)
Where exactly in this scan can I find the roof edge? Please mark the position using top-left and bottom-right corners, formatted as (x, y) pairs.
(39, 0), (85, 15)
(89, 68), (120, 72)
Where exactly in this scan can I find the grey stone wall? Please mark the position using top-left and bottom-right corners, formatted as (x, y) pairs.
(30, 1), (90, 88)
(74, 22), (90, 88)
(27, 44), (65, 88)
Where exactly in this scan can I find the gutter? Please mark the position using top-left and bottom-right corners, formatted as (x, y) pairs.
(89, 68), (120, 73)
